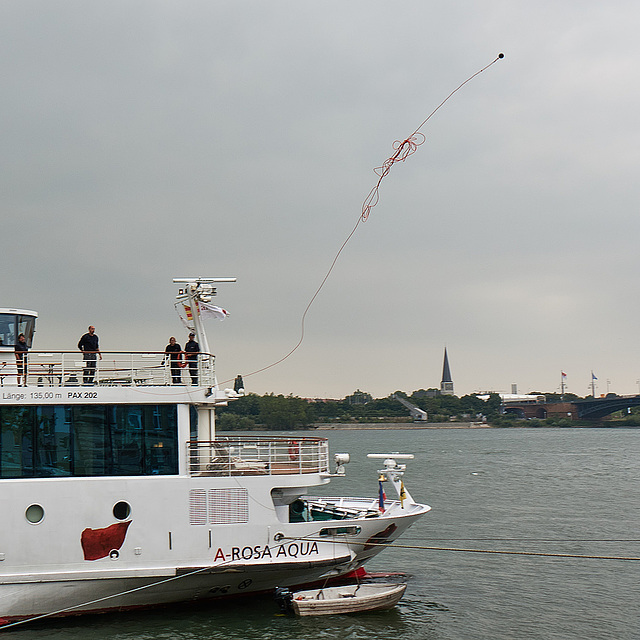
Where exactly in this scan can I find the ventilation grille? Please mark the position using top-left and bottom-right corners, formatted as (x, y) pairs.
(189, 488), (249, 525)
(189, 489), (208, 525)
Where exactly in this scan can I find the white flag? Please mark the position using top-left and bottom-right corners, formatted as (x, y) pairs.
(200, 302), (230, 320)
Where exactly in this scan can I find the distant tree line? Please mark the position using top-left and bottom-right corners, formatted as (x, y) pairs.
(215, 390), (504, 431)
(214, 389), (640, 430)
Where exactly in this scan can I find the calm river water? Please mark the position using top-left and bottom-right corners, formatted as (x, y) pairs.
(5, 427), (640, 640)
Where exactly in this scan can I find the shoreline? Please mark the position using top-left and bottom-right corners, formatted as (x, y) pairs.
(313, 422), (491, 430)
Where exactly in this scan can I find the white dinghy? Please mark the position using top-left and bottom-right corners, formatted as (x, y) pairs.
(276, 582), (407, 616)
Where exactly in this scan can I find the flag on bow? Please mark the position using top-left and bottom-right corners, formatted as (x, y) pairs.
(378, 479), (386, 513)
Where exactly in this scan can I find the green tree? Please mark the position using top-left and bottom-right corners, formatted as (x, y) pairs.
(258, 394), (314, 429)
(216, 413), (257, 431)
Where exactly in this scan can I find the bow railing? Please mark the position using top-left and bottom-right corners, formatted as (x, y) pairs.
(188, 436), (330, 476)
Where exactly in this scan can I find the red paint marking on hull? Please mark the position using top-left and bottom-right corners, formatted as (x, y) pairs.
(81, 521), (132, 561)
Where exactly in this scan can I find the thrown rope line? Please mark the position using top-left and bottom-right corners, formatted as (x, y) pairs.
(234, 214), (363, 381)
(362, 53), (503, 222)
(218, 54), (504, 388)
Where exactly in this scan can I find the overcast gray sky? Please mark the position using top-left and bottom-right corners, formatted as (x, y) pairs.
(2, 1), (640, 399)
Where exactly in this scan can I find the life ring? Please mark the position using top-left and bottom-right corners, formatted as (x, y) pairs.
(288, 440), (300, 461)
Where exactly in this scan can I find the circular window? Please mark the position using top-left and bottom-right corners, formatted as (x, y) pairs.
(113, 501), (131, 520)
(25, 504), (45, 524)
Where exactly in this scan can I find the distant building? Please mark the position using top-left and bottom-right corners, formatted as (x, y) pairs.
(413, 388), (440, 399)
(440, 348), (454, 396)
(345, 389), (372, 405)
(476, 393), (545, 405)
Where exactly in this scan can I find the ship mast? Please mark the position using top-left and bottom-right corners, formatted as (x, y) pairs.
(174, 277), (236, 442)
(174, 277), (236, 358)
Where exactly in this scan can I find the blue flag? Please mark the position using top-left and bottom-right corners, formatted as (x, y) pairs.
(378, 480), (386, 512)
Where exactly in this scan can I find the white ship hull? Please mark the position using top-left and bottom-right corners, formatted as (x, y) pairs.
(0, 286), (431, 626)
(0, 473), (427, 621)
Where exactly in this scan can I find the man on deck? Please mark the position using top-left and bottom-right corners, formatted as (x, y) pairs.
(78, 325), (102, 384)
(184, 332), (200, 385)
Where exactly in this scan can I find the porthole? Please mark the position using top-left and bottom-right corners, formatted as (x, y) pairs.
(113, 501), (131, 521)
(25, 504), (45, 524)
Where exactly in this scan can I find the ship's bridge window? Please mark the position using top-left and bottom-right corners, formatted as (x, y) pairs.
(0, 316), (14, 347)
(0, 313), (36, 348)
(0, 404), (178, 478)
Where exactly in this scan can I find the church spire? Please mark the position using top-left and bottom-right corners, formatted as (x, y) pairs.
(441, 347), (454, 396)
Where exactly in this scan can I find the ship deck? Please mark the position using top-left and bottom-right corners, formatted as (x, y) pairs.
(0, 350), (215, 388)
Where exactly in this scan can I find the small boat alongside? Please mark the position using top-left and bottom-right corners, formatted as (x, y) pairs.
(275, 582), (407, 616)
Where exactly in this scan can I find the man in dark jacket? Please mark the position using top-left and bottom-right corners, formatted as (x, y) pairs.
(164, 336), (183, 384)
(184, 332), (200, 385)
(15, 333), (28, 386)
(78, 325), (102, 384)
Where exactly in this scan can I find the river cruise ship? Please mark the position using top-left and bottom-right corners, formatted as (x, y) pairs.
(0, 278), (430, 624)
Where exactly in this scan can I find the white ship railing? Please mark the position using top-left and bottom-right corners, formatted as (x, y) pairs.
(0, 350), (215, 387)
(188, 436), (330, 476)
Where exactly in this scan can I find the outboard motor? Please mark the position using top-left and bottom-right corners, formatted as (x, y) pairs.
(273, 587), (294, 614)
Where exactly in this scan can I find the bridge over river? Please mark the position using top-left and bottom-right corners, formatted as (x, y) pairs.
(502, 394), (640, 421)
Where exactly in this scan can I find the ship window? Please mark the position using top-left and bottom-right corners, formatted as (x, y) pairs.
(35, 406), (72, 476)
(0, 404), (178, 478)
(0, 315), (16, 347)
(0, 406), (33, 478)
(25, 503), (44, 524)
(113, 501), (131, 520)
(318, 526), (362, 536)
(16, 315), (36, 347)
(189, 405), (198, 440)
(0, 313), (36, 348)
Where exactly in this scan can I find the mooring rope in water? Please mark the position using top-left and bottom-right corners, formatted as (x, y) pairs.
(218, 54), (505, 388)
(0, 533), (349, 631)
(364, 541), (640, 562)
(3, 526), (634, 631)
(402, 536), (640, 543)
(285, 536), (640, 562)
(0, 565), (213, 631)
